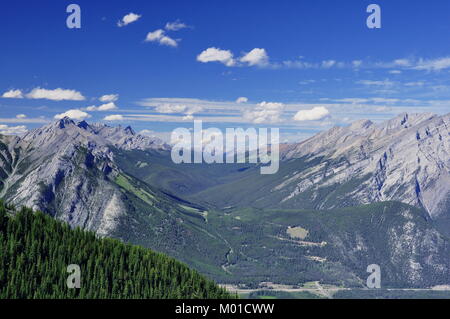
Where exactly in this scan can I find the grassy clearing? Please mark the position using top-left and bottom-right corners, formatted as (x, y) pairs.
(115, 173), (155, 205)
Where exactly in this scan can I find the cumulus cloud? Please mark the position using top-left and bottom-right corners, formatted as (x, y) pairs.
(103, 114), (124, 121)
(294, 106), (330, 121)
(145, 29), (178, 47)
(197, 47), (270, 67)
(16, 114), (27, 119)
(0, 124), (27, 135)
(86, 102), (118, 111)
(54, 109), (91, 120)
(97, 102), (118, 111)
(99, 94), (119, 102)
(236, 97), (248, 103)
(243, 101), (284, 124)
(27, 87), (85, 101)
(2, 89), (23, 99)
(117, 13), (141, 27)
(197, 47), (235, 66)
(240, 48), (269, 67)
(197, 48), (365, 70)
(165, 20), (188, 31)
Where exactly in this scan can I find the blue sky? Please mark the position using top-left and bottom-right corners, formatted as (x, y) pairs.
(1, 0), (450, 141)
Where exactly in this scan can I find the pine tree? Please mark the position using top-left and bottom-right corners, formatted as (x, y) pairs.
(0, 202), (233, 299)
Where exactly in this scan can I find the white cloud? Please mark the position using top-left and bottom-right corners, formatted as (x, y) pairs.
(16, 114), (26, 119)
(375, 106), (391, 112)
(2, 89), (23, 99)
(280, 60), (314, 69)
(357, 79), (395, 87)
(54, 109), (91, 120)
(371, 98), (399, 104)
(197, 47), (235, 66)
(154, 104), (187, 113)
(104, 114), (124, 121)
(413, 57), (450, 71)
(97, 102), (118, 111)
(334, 98), (369, 104)
(0, 117), (48, 124)
(27, 87), (85, 101)
(321, 60), (336, 69)
(405, 81), (425, 87)
(99, 94), (119, 102)
(236, 97), (248, 103)
(182, 114), (194, 121)
(294, 106), (330, 121)
(279, 59), (346, 70)
(240, 48), (269, 67)
(117, 13), (141, 27)
(165, 20), (188, 31)
(86, 102), (118, 111)
(0, 124), (27, 135)
(243, 101), (284, 124)
(389, 70), (402, 74)
(152, 103), (203, 119)
(145, 29), (178, 47)
(299, 80), (316, 85)
(394, 59), (412, 67)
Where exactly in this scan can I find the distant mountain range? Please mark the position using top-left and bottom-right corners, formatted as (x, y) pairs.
(0, 113), (449, 288)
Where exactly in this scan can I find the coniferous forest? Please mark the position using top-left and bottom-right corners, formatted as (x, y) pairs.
(0, 201), (232, 299)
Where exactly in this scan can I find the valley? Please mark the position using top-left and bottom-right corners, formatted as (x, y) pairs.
(0, 113), (449, 292)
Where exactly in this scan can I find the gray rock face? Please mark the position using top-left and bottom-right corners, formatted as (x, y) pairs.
(0, 117), (168, 234)
(327, 205), (450, 287)
(280, 113), (450, 218)
(0, 115), (449, 288)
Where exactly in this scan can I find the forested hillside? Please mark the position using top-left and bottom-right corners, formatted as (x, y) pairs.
(0, 201), (232, 299)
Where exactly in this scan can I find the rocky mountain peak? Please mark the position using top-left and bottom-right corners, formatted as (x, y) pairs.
(279, 112), (450, 219)
(77, 120), (90, 130)
(384, 112), (436, 130)
(349, 119), (374, 131)
(20, 118), (169, 154)
(124, 126), (135, 136)
(56, 117), (77, 129)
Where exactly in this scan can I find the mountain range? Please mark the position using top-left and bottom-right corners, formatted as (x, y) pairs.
(0, 113), (449, 288)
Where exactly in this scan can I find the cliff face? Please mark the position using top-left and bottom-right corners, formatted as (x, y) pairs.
(0, 117), (167, 233)
(280, 113), (450, 218)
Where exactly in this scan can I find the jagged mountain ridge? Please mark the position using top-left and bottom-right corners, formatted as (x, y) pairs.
(279, 112), (450, 218)
(187, 112), (450, 221)
(1, 114), (449, 288)
(0, 117), (178, 235)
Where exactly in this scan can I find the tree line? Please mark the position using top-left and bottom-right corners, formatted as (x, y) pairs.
(0, 200), (233, 299)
